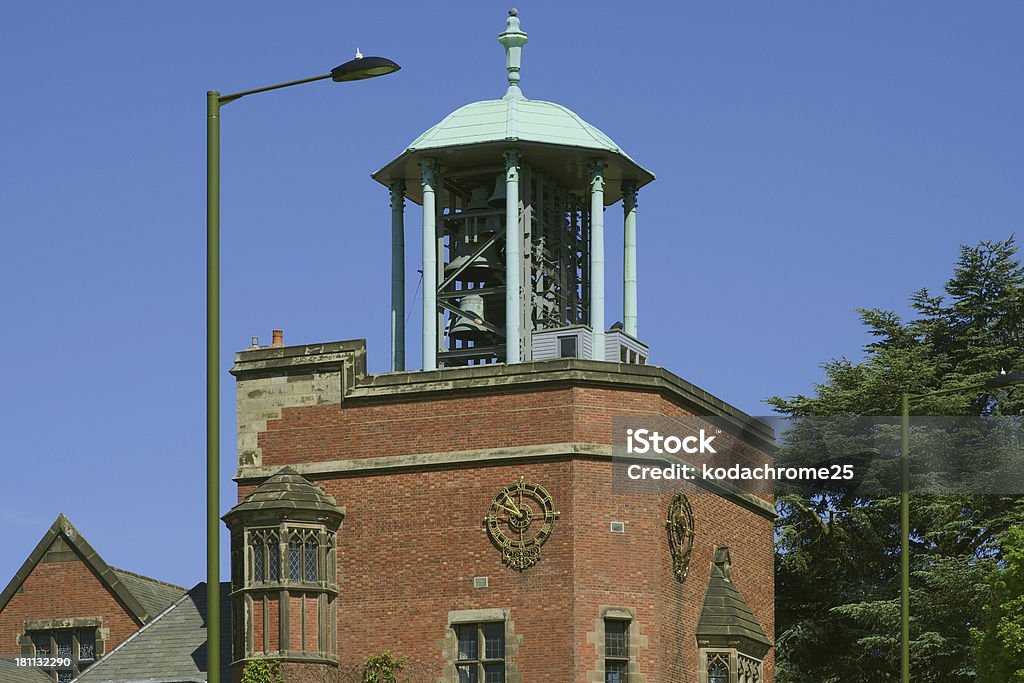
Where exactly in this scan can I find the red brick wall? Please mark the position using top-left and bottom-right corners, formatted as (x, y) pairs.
(0, 556), (140, 656)
(240, 380), (774, 681)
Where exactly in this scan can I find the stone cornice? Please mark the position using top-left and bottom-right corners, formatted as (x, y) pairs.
(235, 443), (776, 521)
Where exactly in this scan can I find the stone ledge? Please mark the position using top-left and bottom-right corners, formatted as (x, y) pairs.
(235, 443), (776, 521)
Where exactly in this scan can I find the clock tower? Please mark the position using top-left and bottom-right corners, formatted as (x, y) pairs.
(226, 10), (774, 683)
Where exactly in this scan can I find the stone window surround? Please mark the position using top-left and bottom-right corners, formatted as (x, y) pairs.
(587, 606), (648, 683)
(244, 523), (333, 590)
(19, 618), (106, 681)
(696, 648), (764, 683)
(440, 608), (522, 683)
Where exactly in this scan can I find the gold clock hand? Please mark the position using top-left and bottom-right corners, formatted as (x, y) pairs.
(493, 502), (519, 516)
(504, 493), (521, 516)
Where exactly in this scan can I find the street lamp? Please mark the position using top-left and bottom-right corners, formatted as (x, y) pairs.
(899, 370), (1024, 681)
(206, 52), (398, 683)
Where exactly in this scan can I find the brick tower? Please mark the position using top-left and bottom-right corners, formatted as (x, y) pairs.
(225, 10), (774, 683)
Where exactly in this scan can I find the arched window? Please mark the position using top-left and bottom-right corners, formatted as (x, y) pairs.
(707, 653), (729, 683)
(248, 530), (280, 584)
(304, 537), (318, 582)
(286, 528), (319, 582)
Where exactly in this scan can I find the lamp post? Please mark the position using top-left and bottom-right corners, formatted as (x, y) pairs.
(899, 370), (1024, 681)
(206, 53), (398, 683)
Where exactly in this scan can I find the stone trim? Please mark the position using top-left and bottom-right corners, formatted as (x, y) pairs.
(236, 444), (776, 521)
(439, 609), (521, 683)
(230, 340), (775, 449)
(586, 606), (648, 683)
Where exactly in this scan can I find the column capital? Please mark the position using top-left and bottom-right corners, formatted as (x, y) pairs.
(589, 160), (607, 189)
(419, 158), (437, 186)
(504, 149), (521, 182)
(622, 181), (638, 209)
(389, 180), (406, 209)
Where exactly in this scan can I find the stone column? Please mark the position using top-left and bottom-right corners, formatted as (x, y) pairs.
(504, 150), (522, 364)
(622, 181), (638, 338)
(419, 159), (437, 371)
(389, 181), (406, 372)
(589, 160), (607, 360)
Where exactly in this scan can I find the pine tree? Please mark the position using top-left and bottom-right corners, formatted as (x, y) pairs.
(769, 238), (1024, 682)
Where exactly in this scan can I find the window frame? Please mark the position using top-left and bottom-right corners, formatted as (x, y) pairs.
(28, 628), (99, 681)
(247, 524), (321, 586)
(603, 617), (630, 682)
(454, 621), (505, 682)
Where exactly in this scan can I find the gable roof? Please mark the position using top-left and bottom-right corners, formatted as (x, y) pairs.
(73, 583), (231, 683)
(0, 515), (186, 625)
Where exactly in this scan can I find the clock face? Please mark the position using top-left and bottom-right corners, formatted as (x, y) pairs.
(484, 477), (560, 570)
(666, 492), (696, 582)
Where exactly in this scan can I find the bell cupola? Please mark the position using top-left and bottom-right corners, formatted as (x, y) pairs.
(374, 9), (655, 370)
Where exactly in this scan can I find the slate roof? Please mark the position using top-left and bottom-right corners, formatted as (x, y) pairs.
(696, 563), (771, 647)
(0, 658), (52, 683)
(110, 570), (188, 620)
(223, 466), (344, 526)
(74, 583), (231, 683)
(0, 515), (186, 626)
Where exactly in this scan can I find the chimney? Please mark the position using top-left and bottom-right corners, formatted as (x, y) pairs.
(272, 329), (284, 347)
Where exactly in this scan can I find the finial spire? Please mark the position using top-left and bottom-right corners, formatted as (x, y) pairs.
(498, 8), (528, 99)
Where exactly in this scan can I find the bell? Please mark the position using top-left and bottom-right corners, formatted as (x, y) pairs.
(450, 294), (494, 343)
(444, 244), (504, 284)
(464, 187), (491, 212)
(487, 173), (506, 207)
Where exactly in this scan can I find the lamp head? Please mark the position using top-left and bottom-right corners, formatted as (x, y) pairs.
(984, 370), (1024, 390)
(331, 54), (401, 82)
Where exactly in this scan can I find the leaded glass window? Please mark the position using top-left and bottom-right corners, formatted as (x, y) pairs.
(56, 631), (72, 658)
(253, 542), (265, 582)
(604, 619), (629, 683)
(707, 653), (729, 683)
(455, 623), (504, 683)
(33, 633), (51, 656)
(248, 529), (281, 584)
(304, 538), (318, 582)
(79, 630), (95, 660)
(268, 536), (280, 580)
(29, 629), (98, 681)
(288, 538), (301, 581)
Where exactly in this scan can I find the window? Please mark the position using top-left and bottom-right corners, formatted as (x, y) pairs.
(455, 622), (505, 682)
(604, 619), (629, 682)
(620, 346), (628, 362)
(707, 653), (729, 683)
(248, 529), (280, 583)
(558, 335), (577, 358)
(29, 629), (98, 681)
(287, 529), (319, 583)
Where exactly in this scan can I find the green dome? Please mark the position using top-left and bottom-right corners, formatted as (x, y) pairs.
(407, 96), (629, 158)
(372, 10), (653, 205)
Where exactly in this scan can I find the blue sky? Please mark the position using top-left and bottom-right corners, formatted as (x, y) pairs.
(1, 2), (1021, 589)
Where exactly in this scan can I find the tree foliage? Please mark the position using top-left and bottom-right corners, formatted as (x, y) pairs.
(974, 527), (1024, 682)
(769, 237), (1024, 682)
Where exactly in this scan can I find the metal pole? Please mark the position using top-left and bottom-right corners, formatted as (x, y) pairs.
(900, 392), (910, 682)
(504, 150), (521, 364)
(389, 181), (406, 371)
(420, 159), (437, 371)
(205, 90), (221, 683)
(622, 182), (638, 338)
(589, 161), (606, 360)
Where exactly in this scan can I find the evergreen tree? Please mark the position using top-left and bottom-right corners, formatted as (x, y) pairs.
(974, 527), (1024, 682)
(769, 238), (1024, 682)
